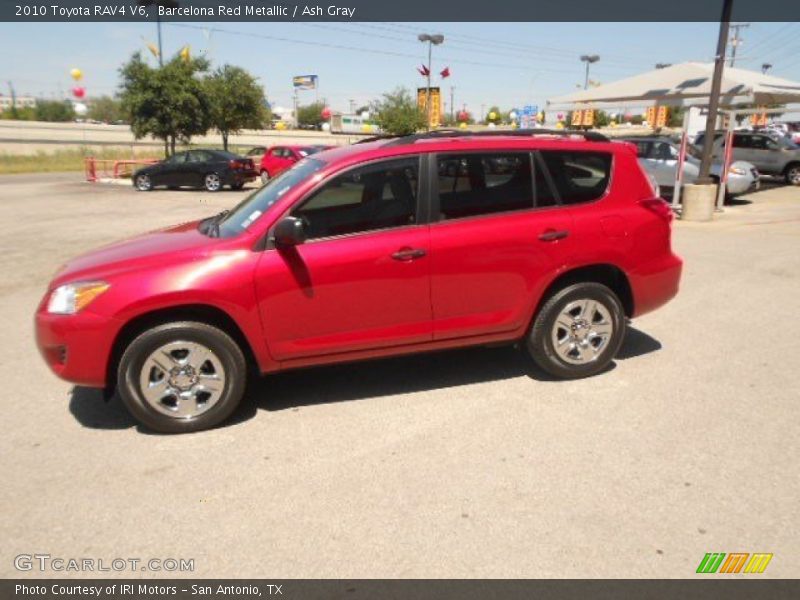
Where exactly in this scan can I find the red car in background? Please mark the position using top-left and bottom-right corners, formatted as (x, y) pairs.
(260, 145), (332, 184)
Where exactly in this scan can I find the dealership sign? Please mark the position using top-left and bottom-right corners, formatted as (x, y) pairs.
(293, 75), (318, 90)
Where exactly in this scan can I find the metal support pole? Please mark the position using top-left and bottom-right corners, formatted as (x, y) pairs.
(584, 61), (590, 90)
(425, 41), (432, 131)
(672, 108), (691, 209)
(716, 113), (735, 211)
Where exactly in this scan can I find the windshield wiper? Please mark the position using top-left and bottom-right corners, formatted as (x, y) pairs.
(202, 209), (230, 238)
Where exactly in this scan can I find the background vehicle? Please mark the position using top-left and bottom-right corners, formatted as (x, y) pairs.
(37, 130), (681, 433)
(330, 112), (382, 135)
(694, 131), (800, 185)
(622, 137), (759, 199)
(133, 149), (257, 192)
(244, 146), (267, 163)
(259, 145), (332, 184)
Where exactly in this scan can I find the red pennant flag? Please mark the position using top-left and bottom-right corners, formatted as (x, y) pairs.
(440, 67), (450, 79)
(417, 64), (430, 77)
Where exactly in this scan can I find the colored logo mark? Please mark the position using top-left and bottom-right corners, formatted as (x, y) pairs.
(696, 553), (773, 574)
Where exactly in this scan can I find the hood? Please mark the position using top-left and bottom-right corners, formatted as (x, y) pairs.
(52, 220), (214, 285)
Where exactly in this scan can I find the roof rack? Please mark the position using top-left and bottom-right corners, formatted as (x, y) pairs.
(370, 128), (610, 147)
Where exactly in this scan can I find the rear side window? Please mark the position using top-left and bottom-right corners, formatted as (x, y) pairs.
(437, 153), (533, 220)
(539, 151), (612, 205)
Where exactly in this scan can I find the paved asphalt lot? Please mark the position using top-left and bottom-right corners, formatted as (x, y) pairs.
(0, 172), (798, 578)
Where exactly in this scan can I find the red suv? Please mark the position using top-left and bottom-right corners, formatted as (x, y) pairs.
(36, 130), (682, 433)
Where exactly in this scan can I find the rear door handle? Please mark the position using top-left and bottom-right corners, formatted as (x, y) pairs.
(391, 248), (427, 261)
(538, 229), (570, 242)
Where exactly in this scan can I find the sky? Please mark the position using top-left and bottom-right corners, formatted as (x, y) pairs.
(1, 21), (799, 117)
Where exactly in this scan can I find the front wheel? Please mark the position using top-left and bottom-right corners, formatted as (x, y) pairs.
(204, 173), (222, 192)
(526, 282), (626, 379)
(117, 322), (247, 433)
(134, 173), (152, 191)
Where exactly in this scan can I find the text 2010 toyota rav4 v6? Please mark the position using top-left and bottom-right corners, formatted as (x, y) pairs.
(36, 130), (682, 433)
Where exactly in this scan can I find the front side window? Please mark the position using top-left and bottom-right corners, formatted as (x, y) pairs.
(539, 151), (612, 205)
(292, 157), (419, 240)
(437, 153), (533, 220)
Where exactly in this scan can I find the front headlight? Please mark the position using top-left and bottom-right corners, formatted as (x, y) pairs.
(729, 166), (747, 176)
(47, 281), (110, 315)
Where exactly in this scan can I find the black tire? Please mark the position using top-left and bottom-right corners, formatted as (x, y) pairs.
(526, 282), (626, 379)
(117, 321), (247, 433)
(230, 182), (245, 190)
(783, 162), (800, 186)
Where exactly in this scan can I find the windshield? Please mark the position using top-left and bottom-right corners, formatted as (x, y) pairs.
(297, 146), (323, 157)
(214, 158), (325, 238)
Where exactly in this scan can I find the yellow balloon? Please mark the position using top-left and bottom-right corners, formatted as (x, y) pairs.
(361, 124), (372, 133)
(555, 122), (565, 130)
(459, 122), (468, 129)
(488, 111), (497, 120)
(275, 121), (286, 131)
(70, 68), (83, 81)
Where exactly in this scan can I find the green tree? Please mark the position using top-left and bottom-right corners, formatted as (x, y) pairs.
(34, 100), (75, 122)
(119, 52), (211, 157)
(205, 65), (269, 150)
(88, 96), (124, 124)
(296, 101), (326, 129)
(371, 87), (426, 136)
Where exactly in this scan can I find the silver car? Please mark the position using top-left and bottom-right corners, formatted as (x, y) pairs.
(694, 131), (800, 186)
(623, 137), (759, 198)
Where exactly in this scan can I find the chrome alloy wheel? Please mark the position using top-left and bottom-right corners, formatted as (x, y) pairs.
(135, 174), (151, 191)
(260, 171), (270, 185)
(787, 166), (800, 186)
(551, 299), (614, 365)
(139, 341), (226, 419)
(205, 173), (221, 191)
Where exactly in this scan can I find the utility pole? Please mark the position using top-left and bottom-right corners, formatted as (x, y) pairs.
(697, 0), (733, 183)
(348, 99), (355, 114)
(450, 86), (455, 122)
(729, 22), (749, 67)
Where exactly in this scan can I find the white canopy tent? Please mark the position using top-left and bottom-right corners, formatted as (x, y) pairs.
(547, 62), (800, 212)
(547, 62), (800, 110)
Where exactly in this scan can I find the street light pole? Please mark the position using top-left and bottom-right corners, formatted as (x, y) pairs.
(418, 33), (444, 132)
(697, 0), (733, 183)
(580, 55), (600, 90)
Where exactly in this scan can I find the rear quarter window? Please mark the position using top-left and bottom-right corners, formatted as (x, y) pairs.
(539, 151), (612, 205)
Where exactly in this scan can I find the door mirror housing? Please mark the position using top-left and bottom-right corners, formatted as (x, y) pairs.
(274, 217), (307, 247)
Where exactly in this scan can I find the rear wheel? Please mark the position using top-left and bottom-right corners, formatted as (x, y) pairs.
(204, 173), (222, 192)
(526, 282), (626, 379)
(784, 163), (800, 186)
(230, 182), (245, 190)
(134, 173), (152, 191)
(117, 322), (247, 433)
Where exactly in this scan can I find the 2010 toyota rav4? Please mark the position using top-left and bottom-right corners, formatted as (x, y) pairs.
(35, 130), (682, 433)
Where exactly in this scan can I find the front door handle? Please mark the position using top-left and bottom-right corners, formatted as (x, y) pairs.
(391, 248), (427, 261)
(538, 229), (570, 242)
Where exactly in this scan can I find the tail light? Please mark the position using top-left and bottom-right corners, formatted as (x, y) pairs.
(229, 159), (252, 170)
(640, 197), (674, 223)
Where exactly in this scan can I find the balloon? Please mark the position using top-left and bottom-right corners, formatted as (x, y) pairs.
(73, 102), (88, 116)
(321, 107), (332, 120)
(70, 68), (83, 81)
(487, 122), (496, 129)
(275, 121), (287, 130)
(488, 111), (497, 120)
(361, 124), (372, 133)
(457, 110), (469, 122)
(321, 122), (331, 132)
(555, 122), (565, 130)
(72, 87), (85, 99)
(458, 122), (468, 129)
(509, 111), (518, 121)
(557, 112), (564, 121)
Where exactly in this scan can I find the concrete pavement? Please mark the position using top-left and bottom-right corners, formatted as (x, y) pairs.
(0, 173), (798, 578)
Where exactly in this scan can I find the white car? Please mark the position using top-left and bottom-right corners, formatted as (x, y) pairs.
(623, 137), (759, 198)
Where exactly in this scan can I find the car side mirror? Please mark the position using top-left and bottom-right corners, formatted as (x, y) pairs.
(274, 217), (307, 247)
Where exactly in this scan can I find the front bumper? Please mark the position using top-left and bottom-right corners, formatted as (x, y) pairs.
(35, 307), (121, 388)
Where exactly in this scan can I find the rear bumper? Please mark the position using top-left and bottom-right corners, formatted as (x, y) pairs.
(35, 308), (120, 388)
(228, 170), (257, 184)
(629, 252), (683, 318)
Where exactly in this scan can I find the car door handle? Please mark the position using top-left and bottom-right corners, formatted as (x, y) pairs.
(538, 229), (570, 242)
(391, 248), (427, 261)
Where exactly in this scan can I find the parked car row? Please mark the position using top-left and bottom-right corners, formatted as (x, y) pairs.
(693, 131), (800, 186)
(132, 145), (335, 192)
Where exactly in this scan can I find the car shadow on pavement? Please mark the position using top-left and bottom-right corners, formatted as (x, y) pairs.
(69, 326), (662, 430)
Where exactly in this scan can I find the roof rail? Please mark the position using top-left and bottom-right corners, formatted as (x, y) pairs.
(379, 128), (610, 146)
